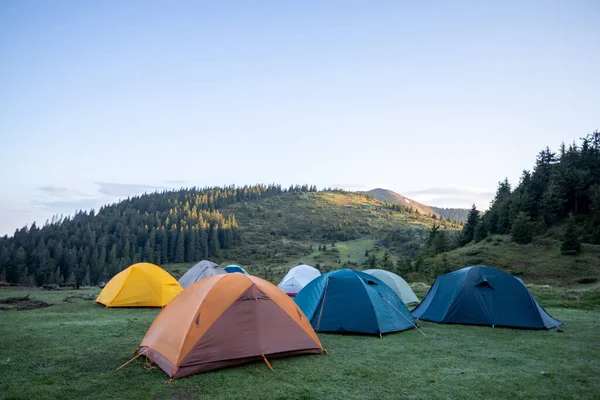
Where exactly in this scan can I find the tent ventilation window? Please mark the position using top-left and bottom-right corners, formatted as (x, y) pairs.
(475, 280), (495, 289)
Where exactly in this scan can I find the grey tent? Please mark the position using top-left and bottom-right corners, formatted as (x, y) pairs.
(178, 260), (225, 288)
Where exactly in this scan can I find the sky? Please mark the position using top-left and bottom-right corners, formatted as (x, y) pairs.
(0, 0), (598, 236)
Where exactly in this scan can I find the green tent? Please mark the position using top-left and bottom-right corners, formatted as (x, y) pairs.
(363, 269), (419, 306)
(224, 265), (249, 275)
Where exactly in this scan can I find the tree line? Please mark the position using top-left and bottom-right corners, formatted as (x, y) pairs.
(423, 131), (600, 258)
(0, 184), (316, 285)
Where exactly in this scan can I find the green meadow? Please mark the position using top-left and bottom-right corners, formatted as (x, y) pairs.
(1, 287), (598, 400)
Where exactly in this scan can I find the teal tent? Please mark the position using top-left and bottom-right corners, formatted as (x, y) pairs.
(224, 265), (249, 275)
(412, 266), (563, 329)
(295, 269), (416, 335)
(363, 269), (419, 306)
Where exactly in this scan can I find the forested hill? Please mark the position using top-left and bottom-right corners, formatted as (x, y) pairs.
(419, 131), (600, 283)
(0, 184), (454, 286)
(0, 184), (311, 285)
(476, 131), (600, 245)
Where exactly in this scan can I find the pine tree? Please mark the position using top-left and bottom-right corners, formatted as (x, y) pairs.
(588, 185), (600, 244)
(511, 212), (533, 244)
(175, 229), (186, 263)
(561, 213), (581, 255)
(366, 254), (377, 268)
(460, 205), (480, 245)
(381, 252), (393, 270)
(473, 221), (488, 243)
(83, 266), (91, 286)
(432, 230), (449, 253)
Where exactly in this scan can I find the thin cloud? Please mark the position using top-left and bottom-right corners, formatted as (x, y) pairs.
(404, 187), (494, 210)
(37, 186), (88, 197)
(31, 198), (101, 213)
(95, 182), (165, 197)
(405, 187), (493, 198)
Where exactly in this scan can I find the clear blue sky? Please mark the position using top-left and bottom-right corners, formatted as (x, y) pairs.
(1, 0), (598, 235)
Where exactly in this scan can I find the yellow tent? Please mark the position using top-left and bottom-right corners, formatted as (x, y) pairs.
(96, 263), (182, 307)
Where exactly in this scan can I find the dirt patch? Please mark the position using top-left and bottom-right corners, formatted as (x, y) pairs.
(566, 291), (584, 301)
(0, 295), (51, 311)
(64, 294), (96, 302)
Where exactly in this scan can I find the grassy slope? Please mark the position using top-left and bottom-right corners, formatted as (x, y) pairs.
(420, 235), (600, 286)
(1, 288), (599, 400)
(207, 191), (455, 278)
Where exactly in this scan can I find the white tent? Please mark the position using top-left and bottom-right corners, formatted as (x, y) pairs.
(363, 269), (419, 306)
(178, 260), (225, 289)
(278, 264), (321, 296)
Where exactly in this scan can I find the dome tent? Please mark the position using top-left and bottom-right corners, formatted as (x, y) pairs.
(224, 265), (249, 275)
(96, 263), (182, 307)
(278, 264), (321, 296)
(135, 274), (324, 379)
(178, 260), (225, 288)
(295, 269), (416, 335)
(363, 269), (419, 306)
(411, 265), (563, 329)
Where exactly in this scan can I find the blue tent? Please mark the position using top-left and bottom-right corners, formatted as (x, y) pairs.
(411, 266), (563, 329)
(224, 265), (249, 275)
(295, 269), (416, 335)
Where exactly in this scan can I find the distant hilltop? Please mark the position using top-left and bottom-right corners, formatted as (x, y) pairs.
(362, 188), (470, 223)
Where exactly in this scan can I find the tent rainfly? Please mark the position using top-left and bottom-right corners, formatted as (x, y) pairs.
(96, 263), (182, 307)
(411, 265), (563, 329)
(134, 273), (324, 379)
(362, 269), (419, 306)
(295, 269), (416, 335)
(178, 260), (225, 288)
(278, 264), (321, 296)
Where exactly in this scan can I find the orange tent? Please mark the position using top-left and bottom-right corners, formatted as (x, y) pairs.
(135, 273), (324, 379)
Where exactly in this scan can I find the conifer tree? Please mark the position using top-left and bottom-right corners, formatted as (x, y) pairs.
(460, 205), (480, 245)
(511, 212), (533, 244)
(175, 229), (186, 263)
(381, 251), (394, 270)
(473, 221), (488, 243)
(432, 230), (449, 253)
(561, 213), (581, 255)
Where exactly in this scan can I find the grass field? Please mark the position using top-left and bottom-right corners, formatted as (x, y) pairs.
(1, 287), (599, 400)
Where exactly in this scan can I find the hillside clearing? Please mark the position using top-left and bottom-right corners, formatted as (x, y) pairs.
(419, 235), (600, 286)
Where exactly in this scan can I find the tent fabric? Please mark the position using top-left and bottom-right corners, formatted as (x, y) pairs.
(138, 274), (323, 379)
(96, 263), (182, 307)
(178, 260), (225, 288)
(224, 265), (249, 275)
(362, 269), (419, 306)
(411, 265), (563, 329)
(278, 264), (321, 296)
(295, 269), (416, 335)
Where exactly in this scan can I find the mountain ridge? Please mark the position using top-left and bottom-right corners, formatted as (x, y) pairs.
(362, 188), (470, 222)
